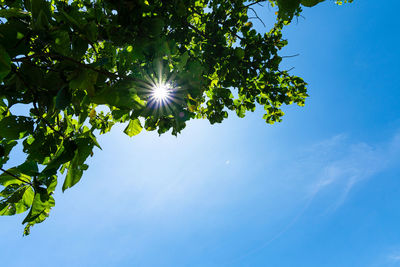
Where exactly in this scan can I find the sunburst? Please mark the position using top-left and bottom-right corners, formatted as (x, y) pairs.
(136, 64), (186, 116)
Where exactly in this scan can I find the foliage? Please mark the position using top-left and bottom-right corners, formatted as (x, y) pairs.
(0, 0), (351, 234)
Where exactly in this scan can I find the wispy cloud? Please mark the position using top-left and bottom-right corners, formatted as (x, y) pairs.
(388, 253), (400, 262)
(305, 131), (400, 208)
(231, 131), (400, 263)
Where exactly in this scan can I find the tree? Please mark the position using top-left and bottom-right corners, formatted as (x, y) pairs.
(0, 0), (352, 235)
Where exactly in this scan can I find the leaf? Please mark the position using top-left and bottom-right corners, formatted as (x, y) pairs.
(52, 30), (71, 54)
(69, 69), (98, 96)
(30, 0), (51, 21)
(91, 81), (145, 109)
(0, 116), (34, 139)
(60, 10), (81, 29)
(124, 119), (142, 137)
(34, 10), (50, 30)
(62, 151), (84, 191)
(0, 186), (34, 216)
(301, 0), (325, 7)
(55, 87), (72, 110)
(147, 17), (165, 37)
(17, 161), (39, 177)
(22, 188), (55, 235)
(85, 21), (98, 42)
(41, 140), (77, 176)
(178, 51), (189, 71)
(0, 139), (17, 167)
(0, 45), (11, 81)
(0, 168), (31, 187)
(71, 35), (88, 59)
(234, 47), (245, 60)
(22, 189), (54, 224)
(84, 130), (101, 150)
(62, 136), (93, 191)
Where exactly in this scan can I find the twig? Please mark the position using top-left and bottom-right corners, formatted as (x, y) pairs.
(245, 0), (266, 8)
(249, 7), (266, 27)
(281, 54), (300, 58)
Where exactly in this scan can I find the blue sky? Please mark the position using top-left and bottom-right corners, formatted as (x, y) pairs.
(2, 0), (400, 266)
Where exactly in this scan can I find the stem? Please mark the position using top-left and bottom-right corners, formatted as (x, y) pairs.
(0, 167), (33, 186)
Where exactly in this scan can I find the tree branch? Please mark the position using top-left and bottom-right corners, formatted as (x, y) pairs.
(281, 54), (300, 58)
(245, 0), (267, 8)
(249, 7), (266, 27)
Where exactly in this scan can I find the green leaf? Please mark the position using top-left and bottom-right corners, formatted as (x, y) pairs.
(30, 0), (51, 21)
(55, 87), (72, 110)
(69, 69), (98, 96)
(234, 47), (245, 60)
(147, 18), (165, 37)
(0, 186), (34, 215)
(301, 0), (325, 7)
(0, 45), (11, 81)
(52, 30), (71, 54)
(34, 10), (50, 30)
(62, 151), (83, 191)
(60, 10), (81, 29)
(124, 119), (142, 137)
(72, 36), (88, 59)
(0, 116), (34, 139)
(91, 81), (145, 109)
(0, 168), (31, 187)
(178, 51), (189, 71)
(0, 139), (17, 167)
(22, 188), (55, 235)
(85, 21), (98, 42)
(17, 160), (39, 176)
(62, 136), (94, 191)
(42, 140), (77, 176)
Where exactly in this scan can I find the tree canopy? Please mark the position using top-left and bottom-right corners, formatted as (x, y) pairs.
(0, 0), (352, 235)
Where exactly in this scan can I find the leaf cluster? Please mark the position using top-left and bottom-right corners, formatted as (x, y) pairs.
(0, 0), (349, 234)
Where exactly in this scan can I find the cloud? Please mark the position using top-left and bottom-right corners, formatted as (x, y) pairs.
(304, 131), (400, 208)
(388, 253), (400, 262)
(229, 131), (400, 263)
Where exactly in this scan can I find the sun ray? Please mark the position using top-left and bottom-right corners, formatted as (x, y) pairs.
(135, 62), (188, 118)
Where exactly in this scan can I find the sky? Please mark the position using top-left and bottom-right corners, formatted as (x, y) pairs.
(2, 0), (400, 266)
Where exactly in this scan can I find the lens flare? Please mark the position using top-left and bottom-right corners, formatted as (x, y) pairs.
(151, 82), (172, 103)
(135, 62), (186, 116)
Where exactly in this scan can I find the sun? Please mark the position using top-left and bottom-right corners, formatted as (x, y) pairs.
(135, 62), (186, 115)
(151, 82), (172, 103)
